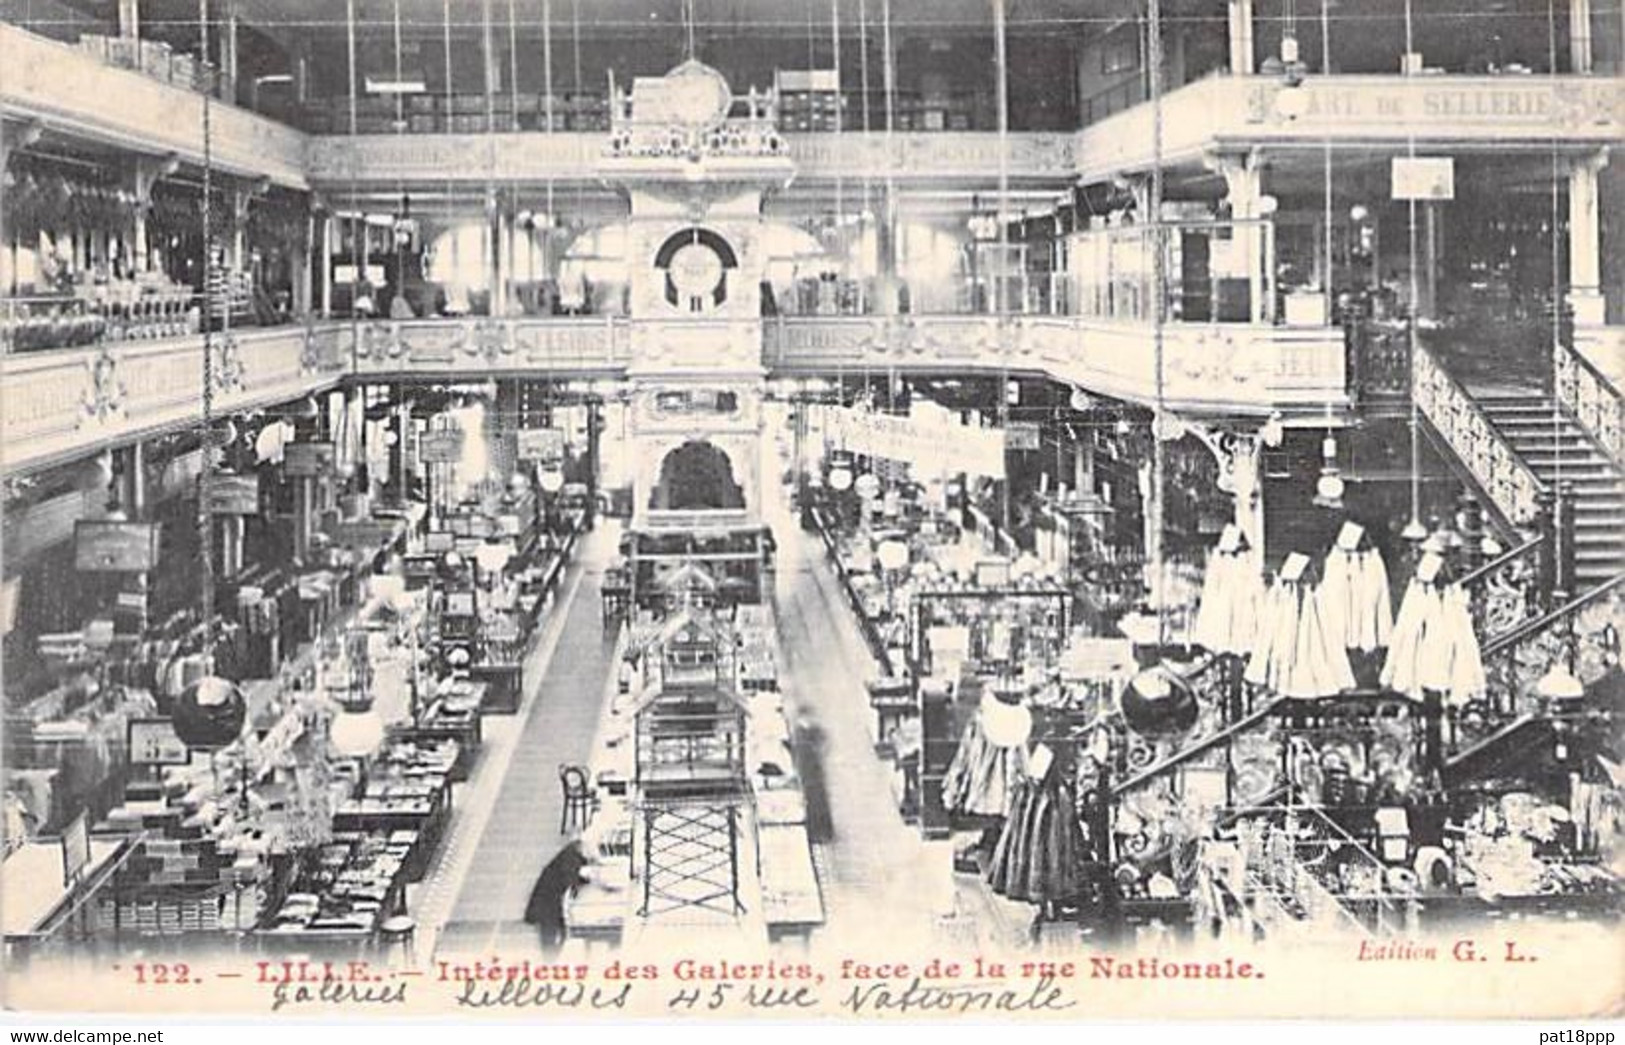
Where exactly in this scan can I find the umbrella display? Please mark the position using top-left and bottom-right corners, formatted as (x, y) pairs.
(1380, 557), (1486, 706)
(1244, 553), (1356, 699)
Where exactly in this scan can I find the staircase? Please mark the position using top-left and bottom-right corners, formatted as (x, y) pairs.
(1476, 394), (1625, 587)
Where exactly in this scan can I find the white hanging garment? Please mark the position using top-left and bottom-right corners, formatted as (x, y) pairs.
(1281, 584), (1356, 698)
(1384, 578), (1485, 704)
(1194, 548), (1261, 656)
(1321, 547), (1396, 653)
(1442, 582), (1488, 707)
(1245, 577), (1354, 699)
(1244, 578), (1294, 688)
(1384, 575), (1436, 698)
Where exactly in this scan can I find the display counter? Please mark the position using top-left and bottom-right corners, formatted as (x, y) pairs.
(255, 830), (414, 953)
(3, 836), (136, 951)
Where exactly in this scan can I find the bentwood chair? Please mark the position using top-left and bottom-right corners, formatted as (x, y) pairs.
(559, 763), (597, 832)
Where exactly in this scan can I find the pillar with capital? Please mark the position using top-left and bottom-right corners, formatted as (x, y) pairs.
(1567, 149), (1609, 327)
(1208, 148), (1270, 324)
(1228, 0), (1256, 75)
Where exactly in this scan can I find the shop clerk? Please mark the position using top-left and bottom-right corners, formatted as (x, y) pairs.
(524, 833), (590, 954)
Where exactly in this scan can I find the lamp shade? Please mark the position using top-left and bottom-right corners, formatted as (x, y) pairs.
(828, 467), (853, 492)
(876, 539), (909, 572)
(980, 694), (1033, 749)
(1120, 664), (1199, 738)
(538, 469), (565, 493)
(854, 473), (881, 501)
(330, 706), (386, 757)
(1534, 662), (1585, 701)
(172, 676), (247, 749)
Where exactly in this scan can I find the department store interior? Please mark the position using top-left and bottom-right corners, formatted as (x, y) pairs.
(1, 0), (1622, 966)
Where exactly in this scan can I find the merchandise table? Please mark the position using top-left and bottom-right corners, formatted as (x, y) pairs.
(3, 836), (134, 948)
(254, 830), (415, 953)
(333, 776), (452, 883)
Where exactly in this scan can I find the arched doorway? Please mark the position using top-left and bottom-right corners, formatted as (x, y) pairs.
(650, 440), (745, 511)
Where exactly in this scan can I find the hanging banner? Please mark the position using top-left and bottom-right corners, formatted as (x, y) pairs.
(1005, 423), (1042, 452)
(74, 521), (161, 572)
(1391, 156), (1455, 201)
(328, 518), (402, 550)
(824, 405), (1005, 479)
(205, 475), (261, 515)
(283, 441), (337, 477)
(517, 427), (567, 463)
(419, 429), (466, 464)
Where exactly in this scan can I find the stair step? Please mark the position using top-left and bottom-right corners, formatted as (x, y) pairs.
(1551, 478), (1625, 493)
(1521, 461), (1612, 471)
(1498, 432), (1598, 446)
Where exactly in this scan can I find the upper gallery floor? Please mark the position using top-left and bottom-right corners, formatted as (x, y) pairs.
(2, 1), (1621, 197)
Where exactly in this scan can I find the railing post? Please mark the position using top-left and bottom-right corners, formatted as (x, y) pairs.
(1535, 487), (1558, 613)
(1556, 480), (1577, 603)
(1459, 493), (1486, 620)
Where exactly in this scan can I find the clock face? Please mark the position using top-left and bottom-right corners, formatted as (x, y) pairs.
(668, 242), (725, 299)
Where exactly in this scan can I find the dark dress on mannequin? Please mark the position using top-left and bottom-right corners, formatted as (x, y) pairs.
(524, 841), (588, 953)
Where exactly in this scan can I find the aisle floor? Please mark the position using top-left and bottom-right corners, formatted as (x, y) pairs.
(428, 524), (621, 957)
(422, 504), (1037, 956)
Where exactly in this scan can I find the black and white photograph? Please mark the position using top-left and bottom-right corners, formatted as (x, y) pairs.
(0, 0), (1621, 1026)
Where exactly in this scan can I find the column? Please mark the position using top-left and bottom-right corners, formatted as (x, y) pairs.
(1227, 0), (1255, 75)
(119, 0), (140, 39)
(1230, 435), (1264, 556)
(129, 161), (158, 274)
(320, 213), (334, 318)
(292, 204), (313, 318)
(486, 190), (504, 315)
(877, 185), (900, 315)
(223, 1), (240, 103)
(123, 442), (147, 519)
(221, 516), (245, 577)
(1571, 0), (1593, 73)
(292, 41), (310, 105)
(1210, 149), (1268, 323)
(393, 396), (412, 504)
(293, 473), (315, 562)
(230, 190), (250, 274)
(1568, 149), (1609, 326)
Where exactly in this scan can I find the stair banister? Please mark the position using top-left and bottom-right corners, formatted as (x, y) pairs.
(1412, 340), (1545, 527)
(1553, 338), (1625, 465)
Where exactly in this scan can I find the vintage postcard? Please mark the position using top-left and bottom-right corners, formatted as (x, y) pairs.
(1, 0), (1622, 1024)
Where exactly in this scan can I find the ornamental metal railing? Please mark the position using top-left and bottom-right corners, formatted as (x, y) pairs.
(1412, 339), (1545, 526)
(1552, 337), (1624, 465)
